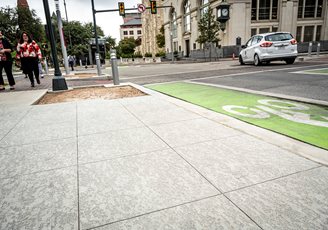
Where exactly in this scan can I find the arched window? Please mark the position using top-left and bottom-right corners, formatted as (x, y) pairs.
(184, 0), (191, 32)
(200, 0), (209, 15)
(171, 8), (177, 38)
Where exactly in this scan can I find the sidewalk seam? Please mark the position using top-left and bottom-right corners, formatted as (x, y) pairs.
(76, 102), (81, 230)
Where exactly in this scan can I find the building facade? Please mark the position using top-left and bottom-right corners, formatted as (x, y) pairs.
(140, 0), (165, 56)
(120, 13), (142, 40)
(163, 0), (328, 56)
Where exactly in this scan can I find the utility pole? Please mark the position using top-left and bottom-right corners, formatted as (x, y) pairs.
(55, 0), (69, 75)
(63, 0), (72, 48)
(91, 0), (102, 76)
(42, 0), (68, 91)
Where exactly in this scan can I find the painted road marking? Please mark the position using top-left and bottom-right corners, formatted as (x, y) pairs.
(148, 82), (328, 150)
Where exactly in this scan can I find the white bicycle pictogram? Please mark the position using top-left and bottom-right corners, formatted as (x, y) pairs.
(222, 99), (328, 128)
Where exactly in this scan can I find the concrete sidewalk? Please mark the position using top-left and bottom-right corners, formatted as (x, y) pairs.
(0, 84), (327, 229)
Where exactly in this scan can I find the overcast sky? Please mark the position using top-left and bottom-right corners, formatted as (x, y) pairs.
(2, 0), (140, 41)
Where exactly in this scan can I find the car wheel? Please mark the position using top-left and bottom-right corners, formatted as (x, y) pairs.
(239, 55), (245, 65)
(285, 58), (295, 64)
(254, 54), (261, 66)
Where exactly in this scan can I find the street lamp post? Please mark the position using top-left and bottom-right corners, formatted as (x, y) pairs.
(91, 0), (102, 76)
(42, 0), (68, 91)
(63, 0), (72, 48)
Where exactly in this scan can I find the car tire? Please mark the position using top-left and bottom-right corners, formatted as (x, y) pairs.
(239, 55), (245, 65)
(285, 58), (295, 64)
(254, 54), (261, 66)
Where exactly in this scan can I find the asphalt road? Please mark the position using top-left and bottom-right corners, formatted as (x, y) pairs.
(117, 58), (328, 102)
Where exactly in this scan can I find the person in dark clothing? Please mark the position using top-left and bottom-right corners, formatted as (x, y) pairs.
(16, 32), (42, 87)
(0, 31), (15, 90)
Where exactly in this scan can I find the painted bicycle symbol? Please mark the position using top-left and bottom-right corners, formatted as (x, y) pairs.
(222, 99), (328, 128)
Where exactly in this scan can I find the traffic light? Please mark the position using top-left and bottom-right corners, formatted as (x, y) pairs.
(118, 2), (125, 17)
(150, 1), (157, 14)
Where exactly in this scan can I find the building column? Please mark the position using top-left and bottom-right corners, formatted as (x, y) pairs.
(226, 0), (252, 46)
(279, 0), (298, 36)
(322, 0), (328, 40)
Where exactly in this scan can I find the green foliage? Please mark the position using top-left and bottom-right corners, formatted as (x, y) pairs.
(155, 50), (166, 57)
(0, 7), (18, 43)
(134, 51), (143, 58)
(144, 52), (153, 57)
(196, 8), (220, 45)
(17, 7), (45, 42)
(156, 25), (165, 48)
(104, 35), (116, 50)
(117, 38), (136, 57)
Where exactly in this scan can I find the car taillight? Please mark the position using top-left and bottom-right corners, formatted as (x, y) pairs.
(290, 39), (297, 45)
(260, 41), (273, 47)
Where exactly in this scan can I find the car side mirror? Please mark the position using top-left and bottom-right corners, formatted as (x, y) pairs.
(241, 45), (246, 49)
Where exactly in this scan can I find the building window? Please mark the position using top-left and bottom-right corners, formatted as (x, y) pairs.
(251, 28), (257, 36)
(184, 0), (191, 33)
(200, 0), (209, 15)
(252, 0), (278, 21)
(296, 26), (302, 42)
(137, 30), (142, 35)
(303, 26), (314, 42)
(129, 31), (134, 35)
(298, 0), (323, 18)
(316, 25), (321, 41)
(272, 26), (278, 32)
(259, 28), (270, 34)
(123, 31), (128, 35)
(171, 9), (177, 38)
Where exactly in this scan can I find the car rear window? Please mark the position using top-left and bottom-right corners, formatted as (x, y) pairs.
(265, 33), (293, 42)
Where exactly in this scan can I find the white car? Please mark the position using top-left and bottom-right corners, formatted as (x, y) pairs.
(239, 32), (298, 66)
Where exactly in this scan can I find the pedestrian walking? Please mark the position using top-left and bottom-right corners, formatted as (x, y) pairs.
(68, 55), (74, 71)
(0, 31), (15, 90)
(16, 32), (42, 87)
(38, 61), (44, 78)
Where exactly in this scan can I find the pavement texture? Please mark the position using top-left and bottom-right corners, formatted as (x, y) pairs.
(0, 83), (327, 229)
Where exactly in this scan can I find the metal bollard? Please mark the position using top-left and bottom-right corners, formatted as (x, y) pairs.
(308, 42), (312, 56)
(110, 49), (120, 85)
(79, 59), (82, 67)
(317, 42), (321, 57)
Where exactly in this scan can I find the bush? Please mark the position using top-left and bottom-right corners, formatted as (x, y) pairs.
(134, 51), (143, 58)
(155, 51), (166, 57)
(144, 52), (152, 57)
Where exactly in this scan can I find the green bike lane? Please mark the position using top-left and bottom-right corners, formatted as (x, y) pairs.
(147, 82), (328, 150)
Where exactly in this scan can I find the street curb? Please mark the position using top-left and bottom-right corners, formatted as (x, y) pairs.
(137, 84), (328, 166)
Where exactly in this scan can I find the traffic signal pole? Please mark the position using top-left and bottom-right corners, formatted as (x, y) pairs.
(91, 0), (102, 76)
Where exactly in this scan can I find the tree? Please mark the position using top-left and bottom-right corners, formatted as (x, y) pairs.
(156, 25), (165, 48)
(196, 8), (221, 61)
(104, 35), (116, 50)
(17, 7), (44, 42)
(117, 38), (136, 58)
(0, 7), (18, 43)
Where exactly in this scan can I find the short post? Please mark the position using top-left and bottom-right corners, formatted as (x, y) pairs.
(79, 59), (82, 67)
(308, 42), (312, 56)
(110, 49), (119, 85)
(317, 42), (321, 57)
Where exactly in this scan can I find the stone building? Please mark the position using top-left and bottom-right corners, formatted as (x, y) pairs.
(162, 0), (328, 57)
(120, 13), (142, 41)
(140, 0), (165, 56)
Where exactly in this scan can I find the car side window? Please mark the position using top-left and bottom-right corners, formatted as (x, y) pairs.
(251, 36), (258, 46)
(246, 37), (253, 47)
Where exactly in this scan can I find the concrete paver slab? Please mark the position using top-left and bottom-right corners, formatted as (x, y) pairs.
(79, 149), (219, 229)
(78, 127), (169, 164)
(131, 107), (201, 126)
(175, 138), (320, 192)
(98, 196), (260, 230)
(227, 167), (328, 230)
(150, 118), (242, 147)
(0, 167), (78, 229)
(0, 121), (76, 147)
(0, 138), (77, 179)
(77, 105), (143, 136)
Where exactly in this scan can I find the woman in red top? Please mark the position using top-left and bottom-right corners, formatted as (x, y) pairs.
(16, 32), (42, 87)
